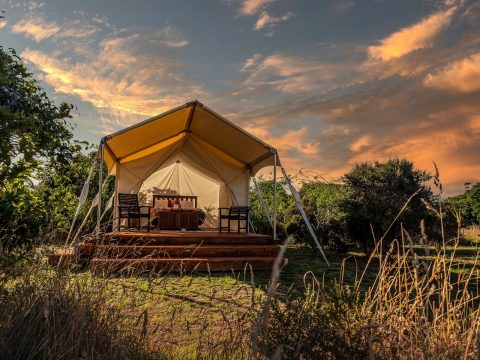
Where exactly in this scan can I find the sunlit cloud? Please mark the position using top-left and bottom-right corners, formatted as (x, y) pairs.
(243, 53), (339, 93)
(424, 52), (480, 93)
(21, 29), (206, 130)
(367, 7), (456, 62)
(0, 20), (6, 29)
(12, 15), (60, 41)
(253, 10), (293, 35)
(349, 135), (371, 153)
(239, 0), (276, 15)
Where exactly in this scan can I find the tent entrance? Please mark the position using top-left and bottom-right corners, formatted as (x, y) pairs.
(138, 161), (220, 228)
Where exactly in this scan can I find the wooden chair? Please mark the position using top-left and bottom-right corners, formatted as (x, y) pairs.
(219, 206), (250, 233)
(117, 193), (151, 232)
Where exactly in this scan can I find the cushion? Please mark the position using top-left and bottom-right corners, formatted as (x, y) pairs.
(180, 200), (195, 209)
(155, 199), (169, 209)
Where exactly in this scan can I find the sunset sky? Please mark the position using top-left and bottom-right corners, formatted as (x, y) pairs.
(1, 0), (479, 195)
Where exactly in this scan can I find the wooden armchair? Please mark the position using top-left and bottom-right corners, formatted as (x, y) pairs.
(117, 193), (151, 232)
(219, 206), (250, 233)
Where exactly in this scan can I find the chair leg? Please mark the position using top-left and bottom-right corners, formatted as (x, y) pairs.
(228, 218), (231, 233)
(237, 218), (241, 233)
(147, 216), (150, 232)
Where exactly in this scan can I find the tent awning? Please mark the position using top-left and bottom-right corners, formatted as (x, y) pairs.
(101, 101), (276, 175)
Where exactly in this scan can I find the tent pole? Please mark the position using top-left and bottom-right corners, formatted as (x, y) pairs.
(96, 141), (104, 236)
(273, 151), (277, 240)
(281, 166), (330, 266)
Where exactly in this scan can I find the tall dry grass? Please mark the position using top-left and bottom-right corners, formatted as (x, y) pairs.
(254, 198), (480, 360)
(0, 258), (156, 360)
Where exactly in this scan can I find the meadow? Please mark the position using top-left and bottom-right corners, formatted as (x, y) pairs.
(1, 226), (479, 359)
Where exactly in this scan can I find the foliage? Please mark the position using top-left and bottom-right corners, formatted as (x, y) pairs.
(286, 181), (351, 251)
(445, 182), (480, 226)
(341, 159), (433, 253)
(249, 178), (292, 239)
(0, 47), (73, 183)
(34, 143), (99, 241)
(257, 282), (370, 359)
(0, 47), (74, 249)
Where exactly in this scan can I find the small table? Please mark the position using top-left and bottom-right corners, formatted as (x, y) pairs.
(152, 209), (199, 230)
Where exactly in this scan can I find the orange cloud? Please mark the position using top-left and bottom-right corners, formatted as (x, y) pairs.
(423, 52), (480, 93)
(21, 31), (206, 131)
(367, 7), (456, 62)
(239, 0), (276, 15)
(12, 16), (60, 42)
(349, 135), (372, 152)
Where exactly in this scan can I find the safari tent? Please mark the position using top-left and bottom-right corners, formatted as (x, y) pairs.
(64, 101), (328, 269)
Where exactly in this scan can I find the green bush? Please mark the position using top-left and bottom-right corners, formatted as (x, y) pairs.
(341, 159), (433, 253)
(286, 181), (351, 251)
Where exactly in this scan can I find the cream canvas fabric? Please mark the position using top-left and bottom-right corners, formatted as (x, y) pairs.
(100, 101), (276, 229)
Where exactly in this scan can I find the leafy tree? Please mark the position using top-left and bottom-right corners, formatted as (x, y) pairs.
(0, 47), (74, 248)
(341, 159), (433, 253)
(34, 143), (97, 242)
(286, 182), (351, 251)
(445, 182), (480, 226)
(249, 177), (292, 239)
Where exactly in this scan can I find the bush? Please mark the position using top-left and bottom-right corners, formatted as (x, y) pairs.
(342, 159), (433, 253)
(249, 178), (292, 239)
(256, 281), (370, 359)
(286, 181), (351, 251)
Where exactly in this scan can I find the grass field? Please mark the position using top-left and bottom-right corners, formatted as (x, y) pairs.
(2, 232), (480, 358)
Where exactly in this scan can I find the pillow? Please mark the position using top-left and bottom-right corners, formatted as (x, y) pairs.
(155, 199), (169, 209)
(180, 200), (195, 209)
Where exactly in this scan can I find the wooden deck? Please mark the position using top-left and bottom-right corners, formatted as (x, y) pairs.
(50, 231), (287, 274)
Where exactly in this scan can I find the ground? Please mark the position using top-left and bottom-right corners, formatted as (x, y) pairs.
(37, 231), (480, 357)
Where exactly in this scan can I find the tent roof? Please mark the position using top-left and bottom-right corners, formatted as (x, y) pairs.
(101, 101), (276, 174)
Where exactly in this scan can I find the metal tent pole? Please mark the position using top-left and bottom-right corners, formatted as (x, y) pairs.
(96, 141), (104, 236)
(273, 151), (277, 240)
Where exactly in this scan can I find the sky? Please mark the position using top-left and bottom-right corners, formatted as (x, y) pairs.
(1, 0), (479, 195)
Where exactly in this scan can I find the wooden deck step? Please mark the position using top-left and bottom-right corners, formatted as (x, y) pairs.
(48, 248), (76, 268)
(99, 231), (275, 246)
(90, 256), (286, 274)
(78, 244), (281, 258)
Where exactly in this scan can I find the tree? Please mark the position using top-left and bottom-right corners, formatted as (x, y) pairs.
(0, 47), (74, 248)
(445, 182), (480, 227)
(249, 177), (292, 239)
(286, 181), (350, 251)
(341, 159), (433, 253)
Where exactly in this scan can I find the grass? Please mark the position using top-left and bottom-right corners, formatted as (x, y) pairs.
(2, 229), (480, 359)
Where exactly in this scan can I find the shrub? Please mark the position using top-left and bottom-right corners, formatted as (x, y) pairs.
(286, 181), (351, 251)
(342, 159), (433, 253)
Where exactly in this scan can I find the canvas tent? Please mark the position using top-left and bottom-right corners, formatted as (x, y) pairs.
(69, 101), (328, 264)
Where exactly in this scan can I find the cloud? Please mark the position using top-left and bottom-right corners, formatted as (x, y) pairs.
(349, 135), (371, 152)
(253, 10), (293, 35)
(242, 53), (262, 70)
(12, 16), (60, 41)
(239, 0), (276, 15)
(367, 7), (456, 62)
(21, 30), (206, 130)
(333, 1), (355, 15)
(0, 20), (6, 29)
(242, 53), (340, 93)
(424, 52), (480, 93)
